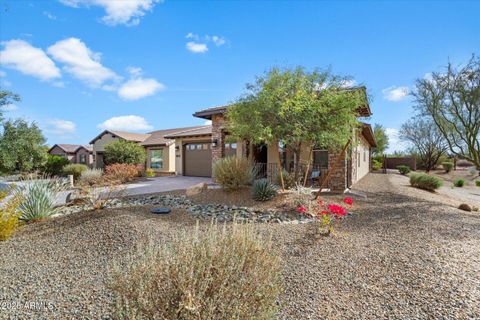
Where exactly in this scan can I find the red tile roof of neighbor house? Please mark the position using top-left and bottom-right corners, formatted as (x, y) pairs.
(48, 144), (93, 154)
(193, 86), (372, 119)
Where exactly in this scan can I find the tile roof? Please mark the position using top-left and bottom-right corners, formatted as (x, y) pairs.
(192, 105), (228, 119)
(109, 131), (151, 142)
(163, 125), (212, 139)
(141, 126), (210, 146)
(50, 144), (93, 153)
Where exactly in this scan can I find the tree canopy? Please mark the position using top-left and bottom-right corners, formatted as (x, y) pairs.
(0, 90), (21, 122)
(0, 118), (47, 174)
(412, 55), (480, 169)
(227, 66), (366, 153)
(104, 139), (147, 165)
(372, 124), (389, 156)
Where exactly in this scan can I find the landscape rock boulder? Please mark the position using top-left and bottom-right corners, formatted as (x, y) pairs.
(458, 203), (472, 212)
(186, 182), (208, 196)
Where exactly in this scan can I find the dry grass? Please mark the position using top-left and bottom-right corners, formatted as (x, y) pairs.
(109, 222), (283, 320)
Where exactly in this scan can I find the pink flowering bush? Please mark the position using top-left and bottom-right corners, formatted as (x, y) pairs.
(296, 197), (353, 236)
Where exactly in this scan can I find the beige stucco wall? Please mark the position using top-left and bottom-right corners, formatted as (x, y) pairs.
(173, 136), (212, 175)
(145, 145), (175, 173)
(352, 133), (371, 183)
(92, 133), (119, 153)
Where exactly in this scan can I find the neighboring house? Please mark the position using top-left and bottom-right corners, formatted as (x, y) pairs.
(48, 144), (94, 166)
(171, 88), (377, 191)
(89, 126), (209, 175)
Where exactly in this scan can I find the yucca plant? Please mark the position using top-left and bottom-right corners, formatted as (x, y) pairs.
(14, 175), (69, 222)
(252, 179), (277, 201)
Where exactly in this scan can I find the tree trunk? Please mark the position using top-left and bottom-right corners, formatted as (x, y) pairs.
(303, 144), (314, 186)
(275, 139), (285, 190)
(314, 139), (351, 199)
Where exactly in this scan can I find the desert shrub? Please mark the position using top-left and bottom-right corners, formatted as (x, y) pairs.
(372, 159), (383, 170)
(63, 164), (88, 180)
(213, 156), (255, 191)
(43, 154), (70, 176)
(397, 165), (411, 175)
(454, 179), (465, 187)
(105, 163), (141, 183)
(109, 223), (282, 320)
(14, 176), (69, 222)
(104, 140), (146, 165)
(274, 169), (296, 189)
(145, 168), (155, 177)
(80, 183), (126, 210)
(442, 161), (454, 173)
(0, 192), (21, 241)
(252, 179), (277, 201)
(476, 180), (480, 187)
(79, 168), (103, 186)
(409, 173), (442, 191)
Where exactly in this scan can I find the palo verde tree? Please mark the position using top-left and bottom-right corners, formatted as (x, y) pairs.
(227, 66), (366, 189)
(412, 55), (480, 169)
(400, 116), (448, 172)
(372, 123), (389, 156)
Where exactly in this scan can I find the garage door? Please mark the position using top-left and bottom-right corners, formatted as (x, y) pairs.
(184, 142), (212, 177)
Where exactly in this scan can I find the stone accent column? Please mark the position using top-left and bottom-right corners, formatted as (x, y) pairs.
(211, 114), (226, 167)
(327, 149), (348, 191)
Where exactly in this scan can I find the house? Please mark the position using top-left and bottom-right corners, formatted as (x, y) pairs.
(48, 144), (93, 166)
(89, 126), (210, 175)
(170, 88), (377, 191)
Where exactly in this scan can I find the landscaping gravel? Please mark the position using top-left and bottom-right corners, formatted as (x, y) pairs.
(1, 172), (479, 319)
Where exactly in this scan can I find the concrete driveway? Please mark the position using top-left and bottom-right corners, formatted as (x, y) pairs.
(123, 175), (212, 196)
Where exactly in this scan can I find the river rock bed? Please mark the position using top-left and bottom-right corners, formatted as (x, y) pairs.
(57, 194), (314, 224)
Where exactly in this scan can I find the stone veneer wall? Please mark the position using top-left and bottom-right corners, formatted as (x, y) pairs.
(211, 114), (227, 166)
(327, 150), (348, 191)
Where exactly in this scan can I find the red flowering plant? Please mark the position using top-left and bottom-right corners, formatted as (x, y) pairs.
(296, 197), (353, 236)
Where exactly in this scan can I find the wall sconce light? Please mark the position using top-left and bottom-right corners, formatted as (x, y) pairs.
(212, 139), (218, 147)
(175, 145), (180, 151)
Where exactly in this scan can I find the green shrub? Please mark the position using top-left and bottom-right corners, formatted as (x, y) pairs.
(409, 173), (443, 191)
(454, 179), (465, 187)
(397, 165), (411, 175)
(43, 154), (70, 176)
(145, 168), (155, 177)
(274, 169), (296, 189)
(109, 223), (282, 320)
(372, 159), (383, 170)
(213, 156), (255, 191)
(79, 168), (103, 185)
(442, 161), (454, 173)
(252, 179), (277, 201)
(476, 180), (480, 187)
(63, 164), (88, 180)
(0, 193), (21, 241)
(15, 176), (69, 222)
(104, 140), (146, 165)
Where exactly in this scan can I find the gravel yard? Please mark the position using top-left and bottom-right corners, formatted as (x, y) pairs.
(1, 172), (479, 319)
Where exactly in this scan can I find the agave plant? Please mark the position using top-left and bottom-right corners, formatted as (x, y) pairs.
(252, 179), (277, 202)
(15, 175), (70, 222)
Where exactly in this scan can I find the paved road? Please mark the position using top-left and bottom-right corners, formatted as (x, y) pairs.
(123, 175), (212, 196)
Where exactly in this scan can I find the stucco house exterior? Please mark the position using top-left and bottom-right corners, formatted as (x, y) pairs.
(170, 89), (376, 191)
(48, 144), (93, 166)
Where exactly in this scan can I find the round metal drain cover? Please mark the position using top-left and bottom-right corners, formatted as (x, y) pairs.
(151, 208), (171, 214)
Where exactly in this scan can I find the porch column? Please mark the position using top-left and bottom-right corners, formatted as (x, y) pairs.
(211, 114), (226, 167)
(327, 149), (348, 191)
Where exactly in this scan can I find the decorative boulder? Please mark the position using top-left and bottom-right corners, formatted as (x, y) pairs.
(458, 203), (472, 212)
(186, 182), (208, 196)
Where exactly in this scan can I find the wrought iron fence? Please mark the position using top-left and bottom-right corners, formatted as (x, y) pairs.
(253, 162), (329, 187)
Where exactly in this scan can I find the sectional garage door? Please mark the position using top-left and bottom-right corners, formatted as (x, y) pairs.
(184, 142), (212, 177)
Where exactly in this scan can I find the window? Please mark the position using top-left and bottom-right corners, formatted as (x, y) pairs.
(363, 150), (367, 162)
(79, 154), (87, 164)
(150, 149), (163, 169)
(358, 152), (361, 167)
(313, 150), (328, 168)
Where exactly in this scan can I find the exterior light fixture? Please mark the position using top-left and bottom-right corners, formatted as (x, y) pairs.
(212, 139), (218, 147)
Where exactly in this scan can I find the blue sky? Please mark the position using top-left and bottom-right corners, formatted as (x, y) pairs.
(0, 0), (479, 152)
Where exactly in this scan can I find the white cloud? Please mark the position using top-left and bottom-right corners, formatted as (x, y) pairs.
(48, 119), (76, 134)
(43, 11), (57, 20)
(382, 86), (409, 102)
(385, 127), (410, 153)
(126, 66), (143, 77)
(204, 120), (212, 125)
(0, 39), (61, 81)
(47, 37), (118, 87)
(186, 41), (208, 54)
(98, 115), (153, 131)
(2, 104), (18, 112)
(59, 0), (161, 26)
(185, 33), (227, 53)
(118, 77), (164, 100)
